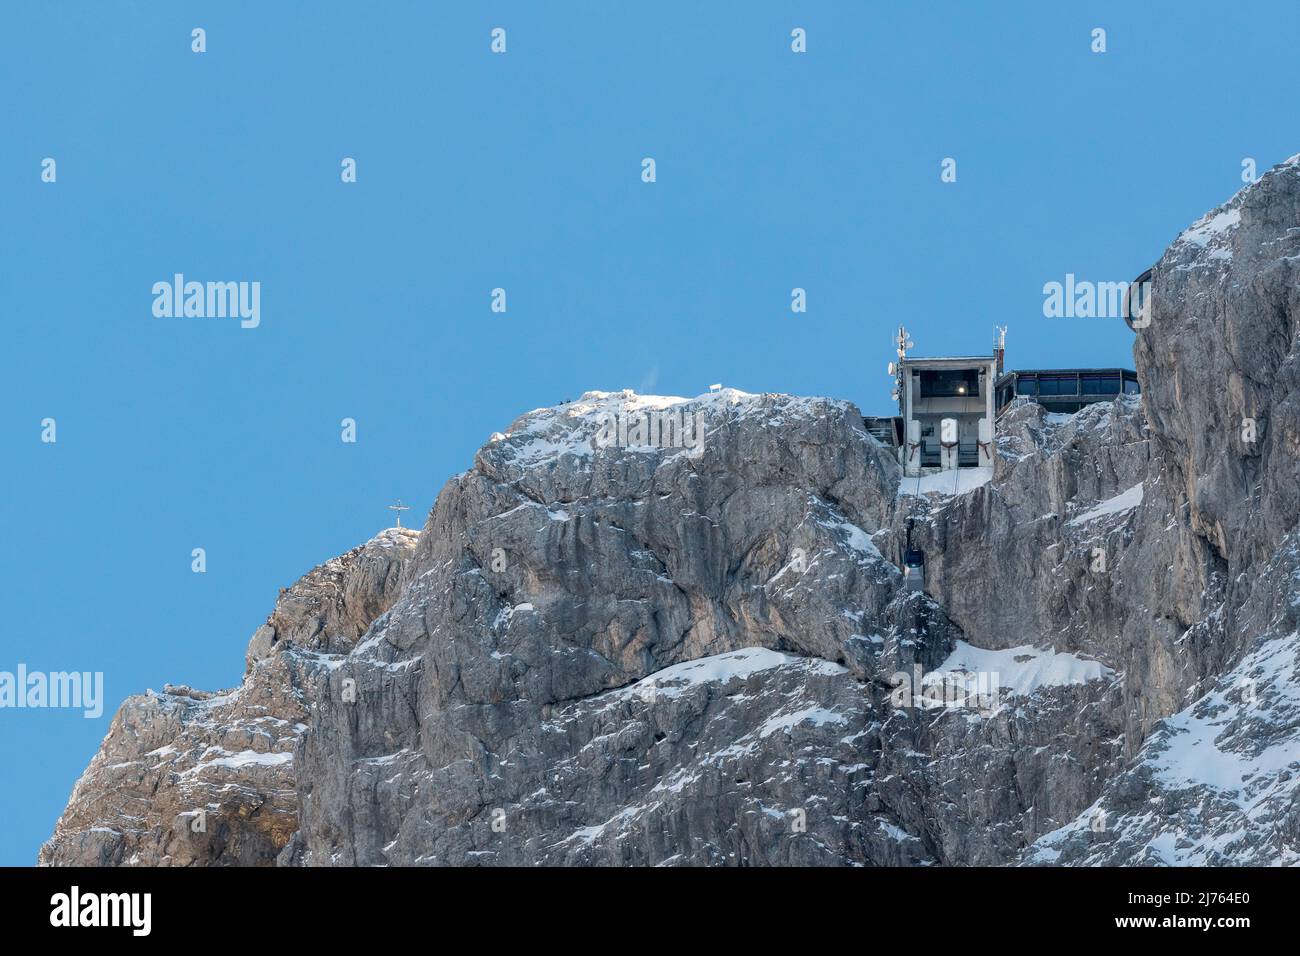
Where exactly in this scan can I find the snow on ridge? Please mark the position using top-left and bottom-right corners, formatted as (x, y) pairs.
(1067, 483), (1144, 526)
(366, 526), (420, 548)
(490, 388), (853, 468)
(925, 641), (1112, 700)
(1170, 155), (1299, 268)
(1179, 207), (1241, 249)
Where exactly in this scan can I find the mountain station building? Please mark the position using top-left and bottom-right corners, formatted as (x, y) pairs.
(865, 327), (1141, 477)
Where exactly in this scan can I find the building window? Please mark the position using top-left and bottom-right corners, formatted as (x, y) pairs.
(1081, 374), (1121, 395)
(1016, 377), (1037, 396)
(919, 369), (981, 398)
(1037, 374), (1077, 396)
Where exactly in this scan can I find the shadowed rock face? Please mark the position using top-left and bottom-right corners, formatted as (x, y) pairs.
(43, 156), (1300, 867)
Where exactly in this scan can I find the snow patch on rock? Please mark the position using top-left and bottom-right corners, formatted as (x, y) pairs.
(926, 641), (1113, 700)
(898, 466), (992, 499)
(1068, 483), (1144, 526)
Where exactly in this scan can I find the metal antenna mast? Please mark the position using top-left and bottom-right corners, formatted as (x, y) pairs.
(895, 325), (913, 360)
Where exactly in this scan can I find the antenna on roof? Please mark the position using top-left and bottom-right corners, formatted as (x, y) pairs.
(895, 326), (913, 360)
(994, 326), (1007, 374)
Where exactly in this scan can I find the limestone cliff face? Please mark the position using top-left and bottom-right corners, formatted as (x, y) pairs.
(39, 529), (417, 867)
(42, 155), (1300, 867)
(1025, 154), (1300, 865)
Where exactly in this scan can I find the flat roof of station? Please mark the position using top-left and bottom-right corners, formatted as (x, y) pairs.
(900, 355), (997, 367)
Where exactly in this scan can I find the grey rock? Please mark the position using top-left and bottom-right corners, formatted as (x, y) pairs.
(39, 528), (417, 866)
(41, 155), (1300, 867)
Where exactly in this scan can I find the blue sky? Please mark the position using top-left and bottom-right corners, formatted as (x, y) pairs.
(2, 2), (1298, 866)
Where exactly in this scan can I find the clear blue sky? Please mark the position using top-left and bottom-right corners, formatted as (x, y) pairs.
(2, 2), (1298, 866)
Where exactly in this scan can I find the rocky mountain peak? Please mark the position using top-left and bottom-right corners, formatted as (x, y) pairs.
(41, 156), (1300, 867)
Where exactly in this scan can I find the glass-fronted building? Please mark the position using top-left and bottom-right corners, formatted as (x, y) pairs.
(994, 368), (1140, 415)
